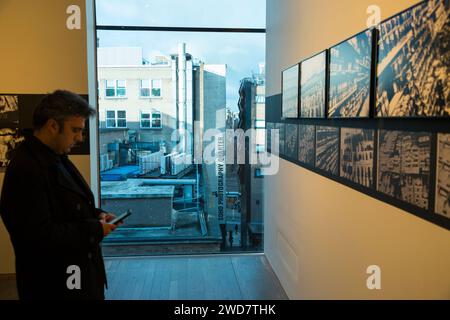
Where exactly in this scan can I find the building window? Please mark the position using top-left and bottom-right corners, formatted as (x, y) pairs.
(151, 111), (162, 128)
(256, 95), (265, 103)
(151, 79), (162, 97)
(140, 110), (162, 129)
(255, 120), (265, 128)
(140, 79), (150, 97)
(105, 80), (127, 98)
(140, 111), (151, 128)
(106, 110), (127, 128)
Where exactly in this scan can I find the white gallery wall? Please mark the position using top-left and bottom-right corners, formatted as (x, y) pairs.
(0, 0), (91, 274)
(265, 0), (450, 299)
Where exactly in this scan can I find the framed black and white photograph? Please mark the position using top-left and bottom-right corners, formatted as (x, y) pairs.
(436, 133), (450, 219)
(0, 95), (20, 125)
(316, 126), (339, 175)
(300, 51), (327, 118)
(377, 130), (431, 209)
(275, 123), (285, 156)
(298, 124), (315, 166)
(285, 124), (298, 160)
(376, 0), (450, 117)
(0, 128), (25, 169)
(328, 30), (373, 118)
(340, 128), (374, 188)
(282, 64), (300, 118)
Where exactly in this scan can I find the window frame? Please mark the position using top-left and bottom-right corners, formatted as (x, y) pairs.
(150, 79), (162, 98)
(140, 110), (162, 129)
(140, 79), (151, 98)
(106, 110), (127, 128)
(105, 79), (127, 98)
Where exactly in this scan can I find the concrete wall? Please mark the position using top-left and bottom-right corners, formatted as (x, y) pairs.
(0, 0), (91, 274)
(265, 0), (450, 299)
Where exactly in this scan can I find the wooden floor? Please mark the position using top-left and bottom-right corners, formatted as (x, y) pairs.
(0, 254), (288, 300)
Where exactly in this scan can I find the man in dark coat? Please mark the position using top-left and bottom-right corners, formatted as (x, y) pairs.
(0, 90), (118, 300)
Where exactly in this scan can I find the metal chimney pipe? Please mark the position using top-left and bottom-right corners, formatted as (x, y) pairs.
(178, 43), (187, 154)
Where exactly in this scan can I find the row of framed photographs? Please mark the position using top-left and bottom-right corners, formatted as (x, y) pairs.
(266, 122), (450, 226)
(282, 0), (450, 119)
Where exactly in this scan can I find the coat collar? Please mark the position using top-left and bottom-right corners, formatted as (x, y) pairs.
(24, 134), (61, 168)
(24, 134), (95, 204)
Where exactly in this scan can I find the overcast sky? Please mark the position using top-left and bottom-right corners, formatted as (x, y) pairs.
(96, 0), (266, 112)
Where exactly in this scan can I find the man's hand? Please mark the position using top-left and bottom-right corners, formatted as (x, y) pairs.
(101, 221), (117, 237)
(99, 212), (116, 223)
(99, 212), (122, 237)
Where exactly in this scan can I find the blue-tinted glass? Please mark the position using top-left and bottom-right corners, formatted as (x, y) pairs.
(96, 0), (266, 28)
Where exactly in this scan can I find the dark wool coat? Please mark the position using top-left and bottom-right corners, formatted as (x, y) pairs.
(0, 135), (107, 300)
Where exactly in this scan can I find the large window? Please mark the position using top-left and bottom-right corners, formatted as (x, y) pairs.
(96, 0), (266, 256)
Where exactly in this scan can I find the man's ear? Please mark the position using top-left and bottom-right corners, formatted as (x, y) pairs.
(46, 119), (60, 135)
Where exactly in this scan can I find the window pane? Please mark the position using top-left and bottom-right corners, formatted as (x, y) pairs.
(106, 110), (115, 118)
(152, 119), (161, 128)
(96, 0), (266, 29)
(97, 23), (265, 255)
(151, 79), (161, 88)
(105, 88), (115, 97)
(116, 88), (126, 96)
(151, 88), (161, 97)
(140, 88), (150, 96)
(141, 120), (151, 128)
(117, 110), (126, 118)
(106, 79), (115, 88)
(141, 79), (150, 88)
(106, 119), (116, 127)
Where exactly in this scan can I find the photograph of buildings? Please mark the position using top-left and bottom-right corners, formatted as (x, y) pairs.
(0, 95), (19, 125)
(0, 128), (24, 169)
(328, 30), (373, 118)
(282, 64), (299, 118)
(275, 123), (285, 156)
(436, 133), (450, 218)
(285, 124), (298, 160)
(298, 124), (315, 166)
(376, 0), (450, 117)
(266, 122), (274, 153)
(300, 51), (327, 118)
(316, 126), (339, 175)
(378, 130), (431, 209)
(340, 128), (374, 188)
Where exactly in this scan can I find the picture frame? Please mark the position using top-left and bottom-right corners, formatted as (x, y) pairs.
(375, 0), (449, 118)
(300, 50), (327, 118)
(282, 64), (300, 118)
(328, 29), (375, 118)
(436, 133), (450, 219)
(377, 129), (431, 209)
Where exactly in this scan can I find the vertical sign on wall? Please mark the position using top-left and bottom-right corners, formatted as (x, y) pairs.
(215, 109), (226, 222)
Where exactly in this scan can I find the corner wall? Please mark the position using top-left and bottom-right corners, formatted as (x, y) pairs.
(265, 0), (450, 299)
(0, 0), (91, 274)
